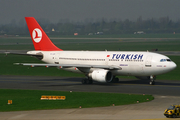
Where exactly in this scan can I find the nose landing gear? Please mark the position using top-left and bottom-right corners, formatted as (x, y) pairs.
(149, 75), (156, 85)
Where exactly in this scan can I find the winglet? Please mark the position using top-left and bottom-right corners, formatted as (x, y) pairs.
(25, 17), (62, 51)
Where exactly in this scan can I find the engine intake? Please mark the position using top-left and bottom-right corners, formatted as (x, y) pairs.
(89, 69), (113, 83)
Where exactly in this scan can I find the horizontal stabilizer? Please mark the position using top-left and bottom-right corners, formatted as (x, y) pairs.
(5, 52), (43, 60)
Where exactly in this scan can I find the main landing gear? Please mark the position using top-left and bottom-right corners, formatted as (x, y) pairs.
(112, 76), (119, 83)
(149, 75), (156, 85)
(82, 78), (93, 84)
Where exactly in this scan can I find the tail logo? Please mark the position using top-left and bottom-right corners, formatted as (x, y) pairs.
(32, 28), (42, 43)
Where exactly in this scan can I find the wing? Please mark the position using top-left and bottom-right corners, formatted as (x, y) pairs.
(14, 63), (122, 70)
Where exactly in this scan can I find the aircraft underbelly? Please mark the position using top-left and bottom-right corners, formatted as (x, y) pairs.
(128, 64), (144, 76)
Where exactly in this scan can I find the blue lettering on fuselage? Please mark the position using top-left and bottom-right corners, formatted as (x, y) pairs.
(130, 54), (134, 59)
(121, 54), (125, 59)
(116, 54), (121, 59)
(133, 54), (138, 59)
(138, 54), (143, 59)
(112, 54), (116, 59)
(111, 54), (143, 60)
(125, 54), (131, 59)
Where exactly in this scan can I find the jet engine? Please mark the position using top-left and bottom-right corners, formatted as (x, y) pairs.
(88, 69), (113, 83)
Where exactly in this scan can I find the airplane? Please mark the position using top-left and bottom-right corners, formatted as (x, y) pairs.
(11, 17), (177, 85)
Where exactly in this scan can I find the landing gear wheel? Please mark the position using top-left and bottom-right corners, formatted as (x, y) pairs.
(112, 77), (119, 83)
(149, 80), (155, 85)
(82, 79), (87, 84)
(87, 79), (93, 84)
(149, 75), (156, 85)
(172, 114), (176, 118)
(82, 78), (93, 84)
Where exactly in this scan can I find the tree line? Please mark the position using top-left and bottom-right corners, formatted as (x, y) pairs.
(1, 16), (180, 35)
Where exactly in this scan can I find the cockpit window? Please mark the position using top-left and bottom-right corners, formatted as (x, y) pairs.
(160, 59), (166, 62)
(166, 59), (171, 62)
(160, 59), (171, 62)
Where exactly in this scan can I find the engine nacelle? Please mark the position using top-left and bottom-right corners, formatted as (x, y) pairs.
(88, 69), (113, 83)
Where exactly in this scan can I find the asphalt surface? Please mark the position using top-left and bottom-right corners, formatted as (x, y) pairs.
(0, 76), (180, 96)
(1, 76), (180, 120)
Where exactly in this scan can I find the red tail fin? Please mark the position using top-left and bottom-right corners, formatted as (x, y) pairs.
(25, 17), (62, 51)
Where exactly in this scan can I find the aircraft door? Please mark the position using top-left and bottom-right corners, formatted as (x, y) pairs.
(145, 56), (152, 67)
(54, 53), (59, 64)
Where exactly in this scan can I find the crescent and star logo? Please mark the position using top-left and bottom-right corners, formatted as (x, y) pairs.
(32, 28), (42, 43)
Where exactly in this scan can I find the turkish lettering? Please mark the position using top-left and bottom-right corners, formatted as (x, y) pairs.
(112, 54), (143, 60)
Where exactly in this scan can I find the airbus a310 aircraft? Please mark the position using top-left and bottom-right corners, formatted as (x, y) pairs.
(12, 17), (177, 85)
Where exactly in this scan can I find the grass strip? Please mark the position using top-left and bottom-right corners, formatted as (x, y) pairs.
(0, 89), (153, 112)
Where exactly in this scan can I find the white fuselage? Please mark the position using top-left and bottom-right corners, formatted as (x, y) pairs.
(28, 51), (177, 77)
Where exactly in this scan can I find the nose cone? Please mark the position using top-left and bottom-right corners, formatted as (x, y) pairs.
(167, 62), (177, 72)
(161, 61), (177, 74)
(171, 62), (177, 70)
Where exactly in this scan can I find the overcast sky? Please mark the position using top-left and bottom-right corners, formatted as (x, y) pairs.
(0, 0), (180, 24)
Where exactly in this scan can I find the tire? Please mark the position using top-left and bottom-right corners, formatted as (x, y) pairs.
(112, 77), (119, 83)
(114, 78), (119, 83)
(82, 79), (87, 84)
(87, 79), (93, 84)
(149, 81), (155, 85)
(172, 114), (176, 118)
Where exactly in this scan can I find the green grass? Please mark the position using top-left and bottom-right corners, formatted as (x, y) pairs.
(0, 36), (180, 51)
(1, 40), (180, 51)
(48, 33), (180, 38)
(0, 89), (153, 112)
(9, 33), (180, 38)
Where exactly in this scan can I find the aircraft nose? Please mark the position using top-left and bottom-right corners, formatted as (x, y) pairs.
(170, 62), (177, 70)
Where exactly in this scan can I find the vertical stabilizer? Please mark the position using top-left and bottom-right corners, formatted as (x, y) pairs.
(25, 17), (62, 51)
